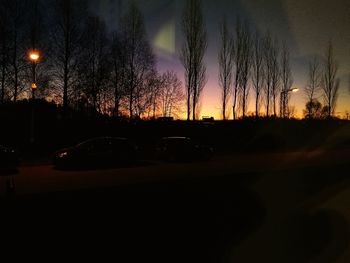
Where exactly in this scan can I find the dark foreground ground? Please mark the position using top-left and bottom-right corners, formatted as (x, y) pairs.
(1, 149), (350, 262)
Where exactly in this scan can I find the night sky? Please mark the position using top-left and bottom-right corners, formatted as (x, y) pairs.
(92, 0), (350, 119)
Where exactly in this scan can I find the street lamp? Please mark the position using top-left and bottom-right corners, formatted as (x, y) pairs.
(29, 50), (40, 99)
(28, 50), (40, 144)
(280, 88), (299, 118)
(29, 52), (40, 62)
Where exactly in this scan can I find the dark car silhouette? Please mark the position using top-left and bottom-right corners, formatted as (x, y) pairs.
(53, 137), (139, 169)
(0, 145), (19, 170)
(156, 137), (213, 162)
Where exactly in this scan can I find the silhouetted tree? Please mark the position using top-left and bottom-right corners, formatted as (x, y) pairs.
(121, 1), (155, 119)
(0, 2), (10, 103)
(49, 0), (87, 109)
(303, 99), (323, 119)
(218, 17), (234, 120)
(25, 0), (51, 100)
(270, 40), (280, 117)
(159, 71), (184, 118)
(232, 19), (243, 120)
(304, 57), (321, 119)
(280, 44), (293, 118)
(238, 21), (251, 118)
(78, 16), (110, 113)
(263, 33), (274, 117)
(150, 72), (166, 119)
(139, 69), (159, 119)
(5, 0), (29, 102)
(110, 31), (126, 118)
(321, 105), (332, 119)
(321, 41), (340, 118)
(180, 0), (207, 121)
(251, 32), (265, 118)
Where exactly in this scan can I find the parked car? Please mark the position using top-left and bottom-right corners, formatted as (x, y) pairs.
(156, 137), (214, 162)
(0, 145), (19, 170)
(53, 137), (139, 169)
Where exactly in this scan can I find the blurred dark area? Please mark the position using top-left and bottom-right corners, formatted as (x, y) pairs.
(1, 101), (350, 262)
(0, 0), (349, 260)
(1, 100), (350, 161)
(2, 173), (265, 262)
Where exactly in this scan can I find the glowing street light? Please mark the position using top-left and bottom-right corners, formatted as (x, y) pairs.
(280, 87), (299, 118)
(29, 52), (40, 62)
(28, 50), (40, 97)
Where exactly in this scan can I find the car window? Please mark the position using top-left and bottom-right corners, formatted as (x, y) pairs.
(111, 139), (130, 149)
(76, 138), (110, 151)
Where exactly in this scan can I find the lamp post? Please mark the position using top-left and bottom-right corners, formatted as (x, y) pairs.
(280, 88), (299, 118)
(29, 51), (40, 99)
(28, 50), (40, 144)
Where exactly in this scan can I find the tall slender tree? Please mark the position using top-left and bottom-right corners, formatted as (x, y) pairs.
(232, 19), (243, 120)
(322, 41), (340, 118)
(121, 1), (155, 119)
(79, 16), (110, 113)
(6, 0), (29, 102)
(218, 17), (234, 120)
(110, 31), (125, 118)
(280, 44), (293, 118)
(270, 40), (280, 117)
(0, 2), (10, 103)
(180, 0), (207, 121)
(263, 32), (274, 117)
(252, 32), (264, 118)
(50, 0), (87, 110)
(304, 57), (321, 118)
(238, 22), (251, 118)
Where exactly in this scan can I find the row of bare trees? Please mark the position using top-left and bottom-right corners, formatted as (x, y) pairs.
(0, 0), (37, 104)
(217, 14), (343, 120)
(218, 18), (297, 120)
(50, 0), (184, 119)
(303, 42), (341, 119)
(0, 0), (185, 119)
(279, 40), (342, 120)
(0, 0), (343, 120)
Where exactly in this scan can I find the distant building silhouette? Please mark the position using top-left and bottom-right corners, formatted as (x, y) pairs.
(202, 116), (214, 122)
(157, 117), (174, 122)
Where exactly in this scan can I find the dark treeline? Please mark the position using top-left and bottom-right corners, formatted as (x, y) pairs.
(218, 18), (342, 120)
(0, 0), (343, 121)
(2, 99), (350, 157)
(0, 0), (184, 119)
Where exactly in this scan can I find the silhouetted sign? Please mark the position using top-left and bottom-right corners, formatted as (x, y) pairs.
(202, 116), (214, 122)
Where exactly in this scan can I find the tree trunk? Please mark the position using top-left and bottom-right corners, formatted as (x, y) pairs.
(266, 85), (270, 117)
(233, 84), (238, 120)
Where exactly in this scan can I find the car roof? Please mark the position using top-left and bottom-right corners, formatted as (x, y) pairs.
(77, 137), (128, 146)
(87, 137), (128, 141)
(161, 137), (191, 140)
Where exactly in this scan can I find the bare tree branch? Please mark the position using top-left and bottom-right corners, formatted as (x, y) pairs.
(218, 17), (234, 120)
(252, 32), (265, 118)
(322, 41), (340, 118)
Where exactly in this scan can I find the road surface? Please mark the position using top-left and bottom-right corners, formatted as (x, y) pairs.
(1, 149), (348, 196)
(1, 149), (350, 262)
